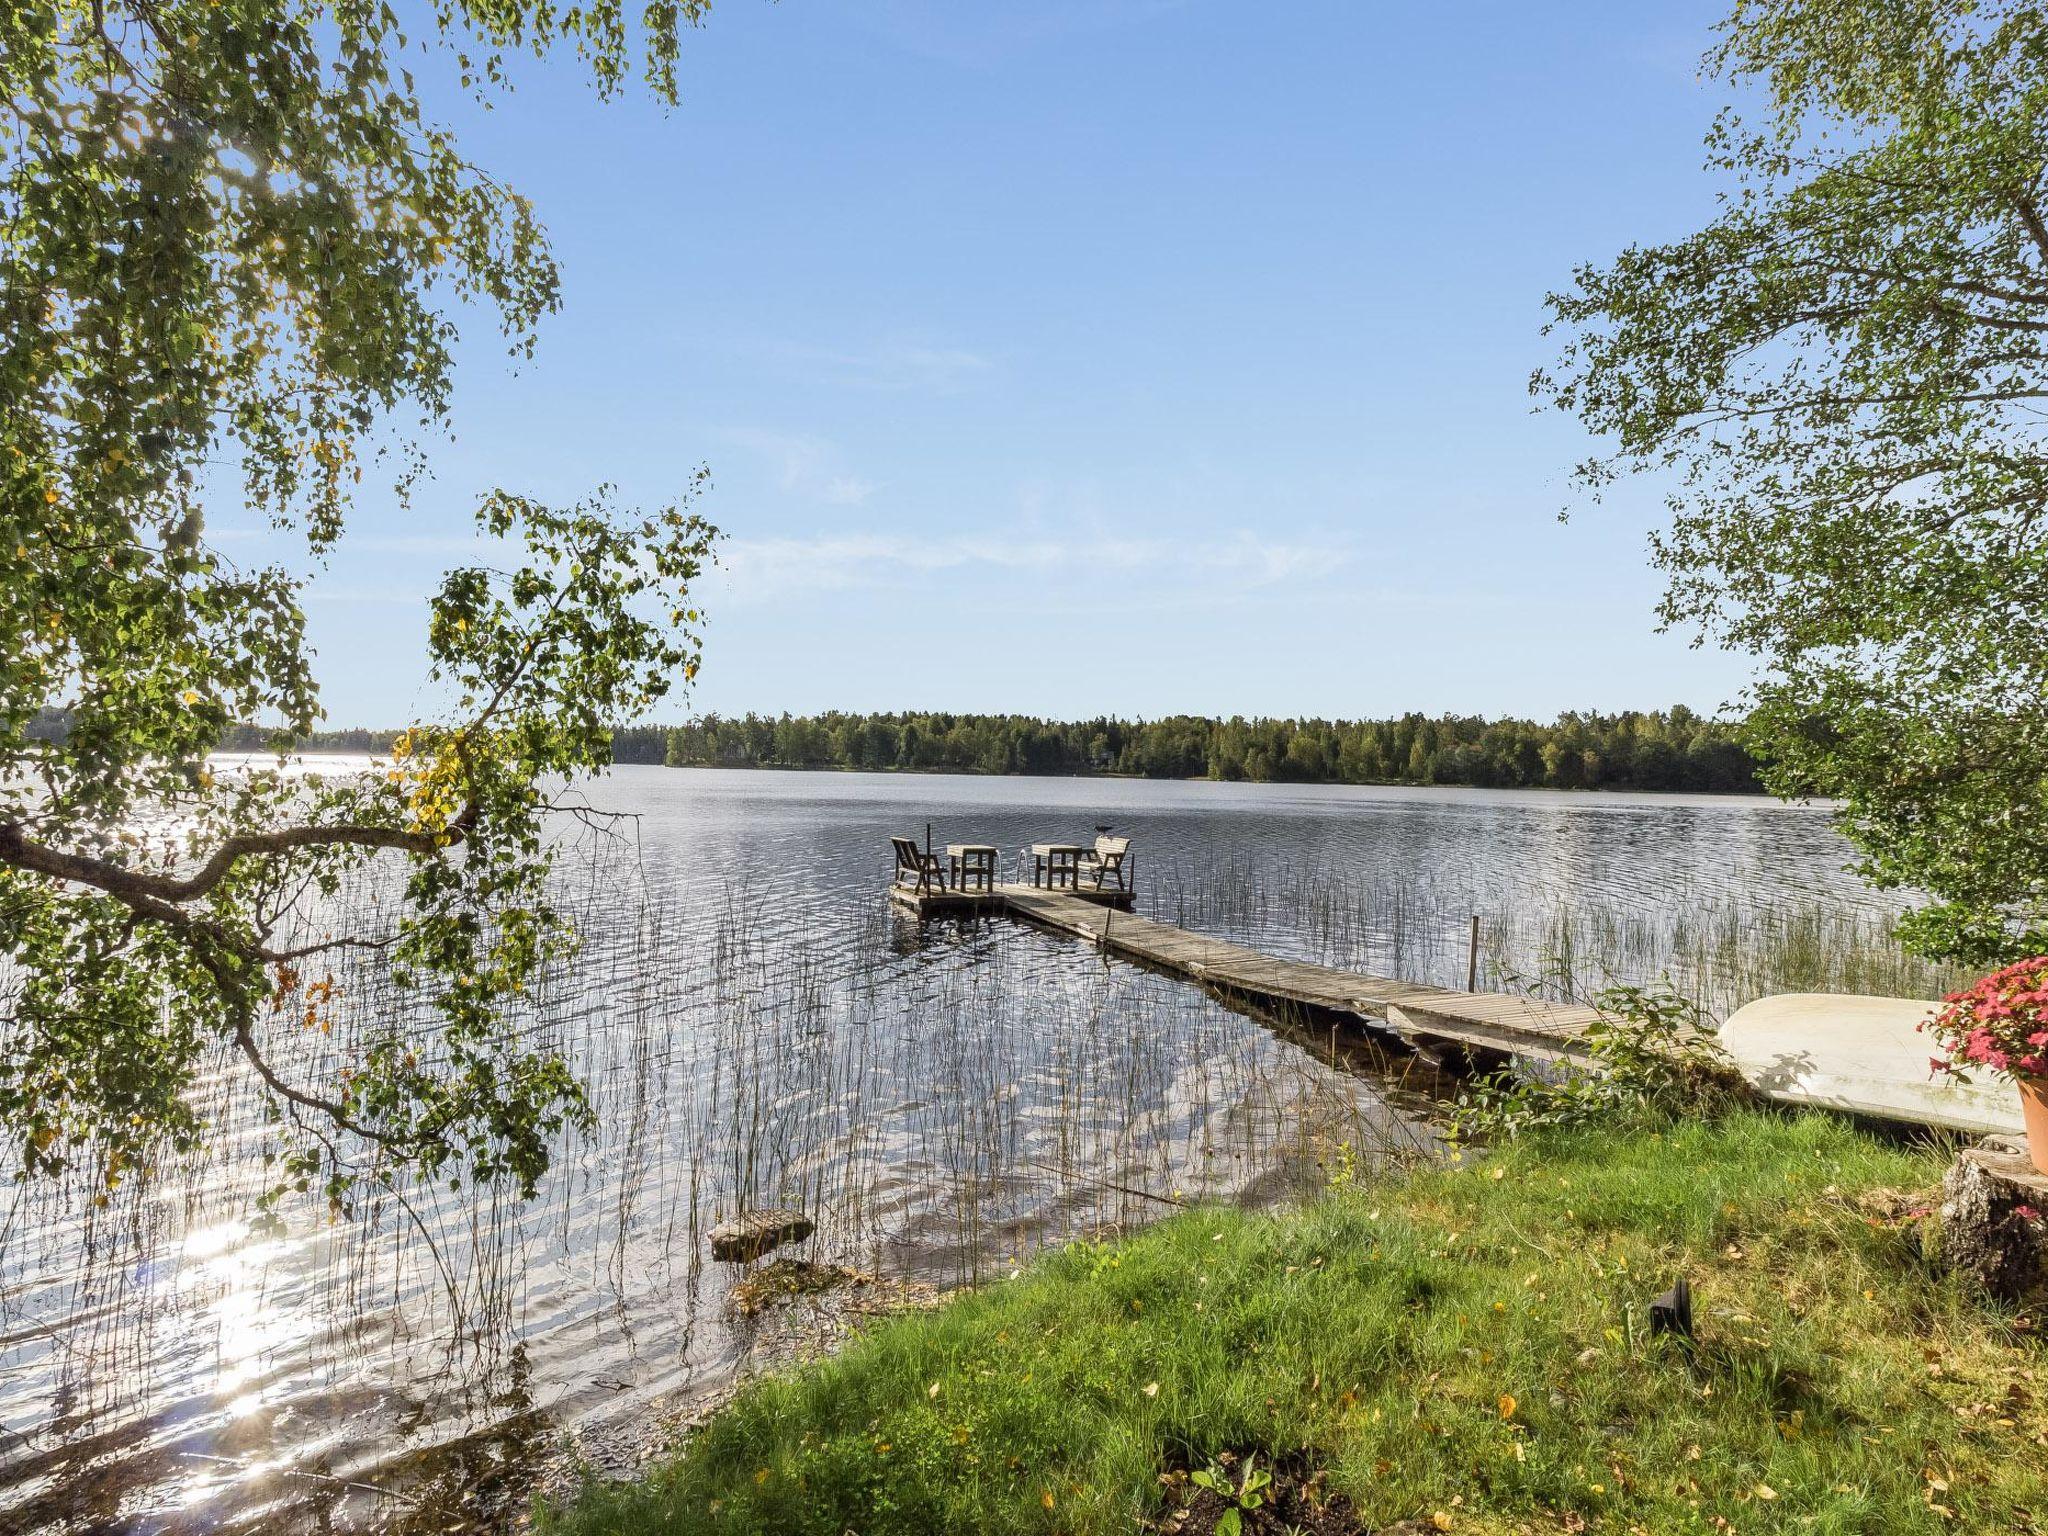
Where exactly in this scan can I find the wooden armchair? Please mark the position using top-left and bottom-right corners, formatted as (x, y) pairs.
(1078, 834), (1132, 891)
(890, 835), (948, 895)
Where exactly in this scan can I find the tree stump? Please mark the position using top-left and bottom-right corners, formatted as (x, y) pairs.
(1938, 1135), (2048, 1303)
(709, 1208), (816, 1264)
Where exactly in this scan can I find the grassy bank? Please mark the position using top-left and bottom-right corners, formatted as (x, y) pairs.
(544, 1110), (2045, 1535)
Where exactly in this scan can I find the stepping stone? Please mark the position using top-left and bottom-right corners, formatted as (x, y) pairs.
(709, 1208), (816, 1263)
(1720, 992), (2025, 1136)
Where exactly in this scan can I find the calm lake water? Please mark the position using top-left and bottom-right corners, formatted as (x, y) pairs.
(0, 768), (1915, 1533)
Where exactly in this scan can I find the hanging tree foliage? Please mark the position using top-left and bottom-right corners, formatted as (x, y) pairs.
(1538, 0), (2048, 964)
(0, 1), (720, 1209)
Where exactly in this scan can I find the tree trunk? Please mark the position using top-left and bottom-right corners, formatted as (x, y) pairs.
(1939, 1136), (2048, 1303)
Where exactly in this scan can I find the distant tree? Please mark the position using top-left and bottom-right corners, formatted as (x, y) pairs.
(2, 2), (719, 1209)
(1538, 0), (2048, 961)
(662, 709), (1758, 793)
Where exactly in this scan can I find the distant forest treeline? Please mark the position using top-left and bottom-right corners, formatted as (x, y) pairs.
(664, 709), (1762, 793)
(213, 722), (677, 762)
(27, 711), (675, 764)
(25, 707), (1761, 792)
(214, 721), (676, 763)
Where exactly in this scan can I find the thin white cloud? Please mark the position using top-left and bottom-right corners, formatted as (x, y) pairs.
(755, 336), (995, 394)
(347, 534), (502, 557)
(822, 474), (883, 506)
(302, 585), (429, 606)
(718, 427), (882, 506)
(716, 530), (1351, 602)
(855, 0), (1193, 67)
(863, 341), (993, 392)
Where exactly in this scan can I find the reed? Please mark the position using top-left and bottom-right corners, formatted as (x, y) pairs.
(1153, 849), (1966, 1020)
(0, 835), (1972, 1530)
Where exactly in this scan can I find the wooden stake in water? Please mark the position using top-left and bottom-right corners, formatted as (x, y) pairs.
(1467, 914), (1480, 992)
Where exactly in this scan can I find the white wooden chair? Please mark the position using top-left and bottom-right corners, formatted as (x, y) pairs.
(1078, 834), (1131, 891)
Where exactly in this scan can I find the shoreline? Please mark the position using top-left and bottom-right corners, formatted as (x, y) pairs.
(653, 760), (1773, 796)
(538, 1107), (2045, 1536)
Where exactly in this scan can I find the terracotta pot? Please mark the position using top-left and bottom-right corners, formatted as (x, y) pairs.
(2021, 1078), (2048, 1178)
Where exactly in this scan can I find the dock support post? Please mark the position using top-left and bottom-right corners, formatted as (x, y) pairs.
(1466, 914), (1480, 992)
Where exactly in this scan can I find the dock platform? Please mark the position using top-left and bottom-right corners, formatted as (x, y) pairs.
(895, 881), (1605, 1064)
(887, 880), (1134, 918)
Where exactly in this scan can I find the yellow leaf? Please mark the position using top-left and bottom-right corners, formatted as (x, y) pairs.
(1042, 1492), (1055, 1511)
(1499, 1393), (1517, 1421)
(1431, 1513), (1453, 1531)
(1142, 1381), (1159, 1398)
(1756, 1483), (1778, 1501)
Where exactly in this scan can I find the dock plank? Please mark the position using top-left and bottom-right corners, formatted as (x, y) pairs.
(990, 884), (1605, 1062)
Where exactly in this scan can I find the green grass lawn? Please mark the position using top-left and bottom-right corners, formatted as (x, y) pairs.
(542, 1110), (2046, 1535)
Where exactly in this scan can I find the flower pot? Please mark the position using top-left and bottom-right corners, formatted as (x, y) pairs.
(2021, 1078), (2048, 1177)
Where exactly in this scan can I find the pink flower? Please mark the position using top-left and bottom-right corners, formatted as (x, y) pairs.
(1929, 959), (2048, 1080)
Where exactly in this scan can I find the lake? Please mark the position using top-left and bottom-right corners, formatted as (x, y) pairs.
(0, 768), (1940, 1533)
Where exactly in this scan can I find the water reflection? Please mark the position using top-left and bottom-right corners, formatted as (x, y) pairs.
(0, 768), (1905, 1532)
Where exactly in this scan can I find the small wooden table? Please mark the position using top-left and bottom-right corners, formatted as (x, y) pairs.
(946, 843), (998, 893)
(1029, 842), (1086, 890)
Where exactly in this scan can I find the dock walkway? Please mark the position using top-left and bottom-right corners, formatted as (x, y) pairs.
(892, 878), (2018, 1135)
(895, 880), (1608, 1064)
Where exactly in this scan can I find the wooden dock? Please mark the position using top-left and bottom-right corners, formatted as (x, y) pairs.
(892, 879), (2007, 1134)
(896, 881), (1607, 1064)
(887, 881), (1133, 918)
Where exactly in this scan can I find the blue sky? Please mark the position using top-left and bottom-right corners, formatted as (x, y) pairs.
(226, 0), (1749, 729)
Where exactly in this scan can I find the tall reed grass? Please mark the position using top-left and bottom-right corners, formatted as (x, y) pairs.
(1153, 849), (1966, 1020)
(0, 831), (1972, 1531)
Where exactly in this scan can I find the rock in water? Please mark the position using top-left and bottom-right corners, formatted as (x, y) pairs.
(1938, 1136), (2048, 1303)
(709, 1209), (816, 1263)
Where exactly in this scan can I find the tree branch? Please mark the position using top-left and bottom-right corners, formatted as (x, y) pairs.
(2012, 192), (2048, 268)
(0, 814), (465, 910)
